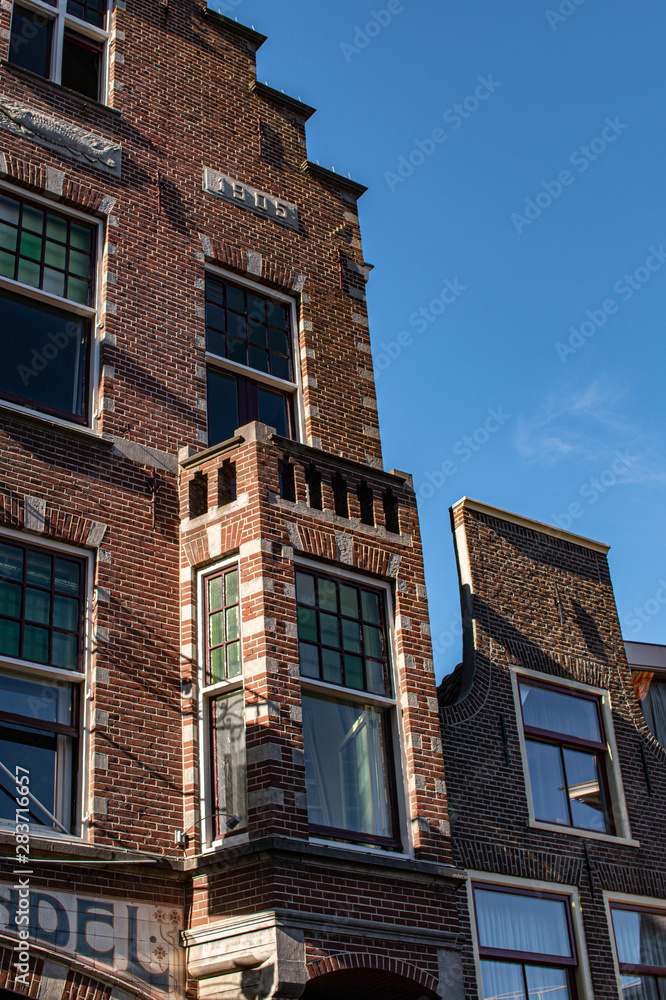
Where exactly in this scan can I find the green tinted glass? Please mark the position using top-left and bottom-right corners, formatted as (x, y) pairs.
(320, 612), (339, 647)
(226, 605), (239, 642)
(208, 575), (223, 612)
(225, 570), (238, 605)
(25, 588), (50, 625)
(0, 581), (21, 618)
(299, 642), (319, 677)
(226, 641), (241, 677)
(0, 196), (20, 225)
(318, 578), (337, 612)
(297, 607), (318, 643)
(26, 551), (51, 587)
(210, 646), (225, 683)
(54, 559), (79, 595)
(340, 585), (358, 618)
(52, 632), (77, 670)
(296, 572), (316, 605)
(322, 648), (342, 684)
(24, 625), (49, 663)
(54, 595), (78, 631)
(0, 545), (24, 581)
(361, 590), (380, 624)
(344, 654), (364, 690)
(0, 619), (20, 656)
(209, 611), (224, 647)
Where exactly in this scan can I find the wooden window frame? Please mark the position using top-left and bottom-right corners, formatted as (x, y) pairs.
(519, 677), (615, 835)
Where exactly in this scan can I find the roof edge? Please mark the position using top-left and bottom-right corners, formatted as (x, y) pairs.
(451, 496), (610, 554)
(250, 80), (316, 121)
(202, 8), (267, 47)
(301, 161), (368, 199)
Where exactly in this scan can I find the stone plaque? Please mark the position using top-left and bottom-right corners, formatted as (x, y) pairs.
(203, 167), (299, 231)
(0, 99), (121, 176)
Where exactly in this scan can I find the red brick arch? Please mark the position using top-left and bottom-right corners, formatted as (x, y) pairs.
(306, 953), (440, 998)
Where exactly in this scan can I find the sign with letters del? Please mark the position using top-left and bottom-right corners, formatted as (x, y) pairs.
(203, 167), (300, 231)
(0, 883), (184, 999)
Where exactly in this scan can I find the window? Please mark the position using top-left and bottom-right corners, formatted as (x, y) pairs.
(0, 538), (86, 835)
(9, 0), (108, 102)
(473, 884), (578, 1000)
(200, 565), (246, 844)
(0, 190), (97, 423)
(205, 274), (298, 446)
(519, 678), (613, 834)
(296, 568), (400, 849)
(611, 904), (666, 1000)
(633, 671), (666, 746)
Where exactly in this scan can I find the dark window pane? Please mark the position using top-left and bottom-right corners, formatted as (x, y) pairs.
(17, 257), (40, 286)
(44, 241), (67, 270)
(526, 740), (570, 825)
(249, 320), (266, 346)
(0, 250), (15, 278)
(563, 746), (609, 832)
(340, 585), (358, 618)
(520, 682), (602, 742)
(20, 230), (42, 261)
(342, 619), (361, 653)
(366, 660), (385, 695)
(207, 369), (239, 446)
(269, 354), (291, 381)
(320, 612), (339, 647)
(206, 301), (225, 331)
(24, 624), (49, 663)
(269, 329), (289, 355)
(52, 631), (77, 669)
(299, 642), (319, 678)
(46, 215), (67, 242)
(364, 625), (382, 659)
(9, 7), (53, 78)
(53, 595), (78, 631)
(23, 205), (44, 235)
(0, 196), (20, 226)
(475, 889), (572, 957)
(0, 722), (64, 827)
(227, 286), (245, 312)
(321, 648), (342, 685)
(257, 387), (288, 436)
(0, 289), (88, 418)
(0, 222), (18, 255)
(247, 294), (265, 319)
(249, 346), (269, 372)
(25, 588), (50, 625)
(620, 977), (659, 1000)
(206, 278), (225, 305)
(26, 551), (51, 587)
(613, 908), (666, 969)
(296, 573), (316, 606)
(525, 966), (571, 1000)
(480, 962), (526, 1000)
(318, 579), (337, 613)
(54, 559), (80, 595)
(267, 302), (288, 329)
(361, 590), (380, 623)
(0, 544), (24, 581)
(0, 674), (72, 726)
(211, 691), (247, 838)
(206, 328), (226, 358)
(228, 313), (246, 339)
(297, 607), (318, 643)
(302, 693), (393, 838)
(344, 654), (364, 690)
(0, 619), (20, 657)
(69, 224), (91, 252)
(66, 275), (90, 305)
(0, 581), (21, 618)
(227, 338), (246, 365)
(61, 31), (102, 101)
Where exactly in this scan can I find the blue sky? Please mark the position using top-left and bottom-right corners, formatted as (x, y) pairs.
(214, 0), (666, 680)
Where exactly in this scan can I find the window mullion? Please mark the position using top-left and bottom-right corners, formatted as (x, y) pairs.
(559, 743), (574, 827)
(52, 3), (65, 84)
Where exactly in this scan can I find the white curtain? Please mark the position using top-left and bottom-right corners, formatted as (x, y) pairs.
(475, 890), (572, 957)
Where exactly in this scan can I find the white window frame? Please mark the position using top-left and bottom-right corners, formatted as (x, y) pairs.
(604, 890), (666, 996)
(8, 0), (110, 104)
(0, 181), (104, 433)
(510, 665), (638, 846)
(204, 265), (305, 445)
(196, 556), (246, 852)
(0, 526), (94, 842)
(467, 871), (594, 1000)
(295, 556), (410, 857)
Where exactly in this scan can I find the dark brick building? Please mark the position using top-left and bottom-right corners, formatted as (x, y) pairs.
(0, 2), (465, 1000)
(439, 498), (666, 1000)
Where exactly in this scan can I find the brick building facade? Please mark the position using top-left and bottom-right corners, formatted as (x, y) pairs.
(439, 498), (666, 1000)
(0, 3), (465, 1000)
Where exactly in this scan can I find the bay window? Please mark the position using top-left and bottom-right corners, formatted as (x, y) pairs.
(0, 538), (86, 835)
(205, 274), (298, 446)
(296, 568), (400, 849)
(0, 190), (97, 424)
(9, 0), (108, 103)
(200, 564), (246, 845)
(473, 884), (578, 1000)
(610, 904), (666, 1000)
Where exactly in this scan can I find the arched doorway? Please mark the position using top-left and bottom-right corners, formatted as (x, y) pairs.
(302, 968), (440, 1000)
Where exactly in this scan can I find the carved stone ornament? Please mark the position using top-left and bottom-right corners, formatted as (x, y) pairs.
(203, 166), (299, 231)
(0, 98), (122, 176)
